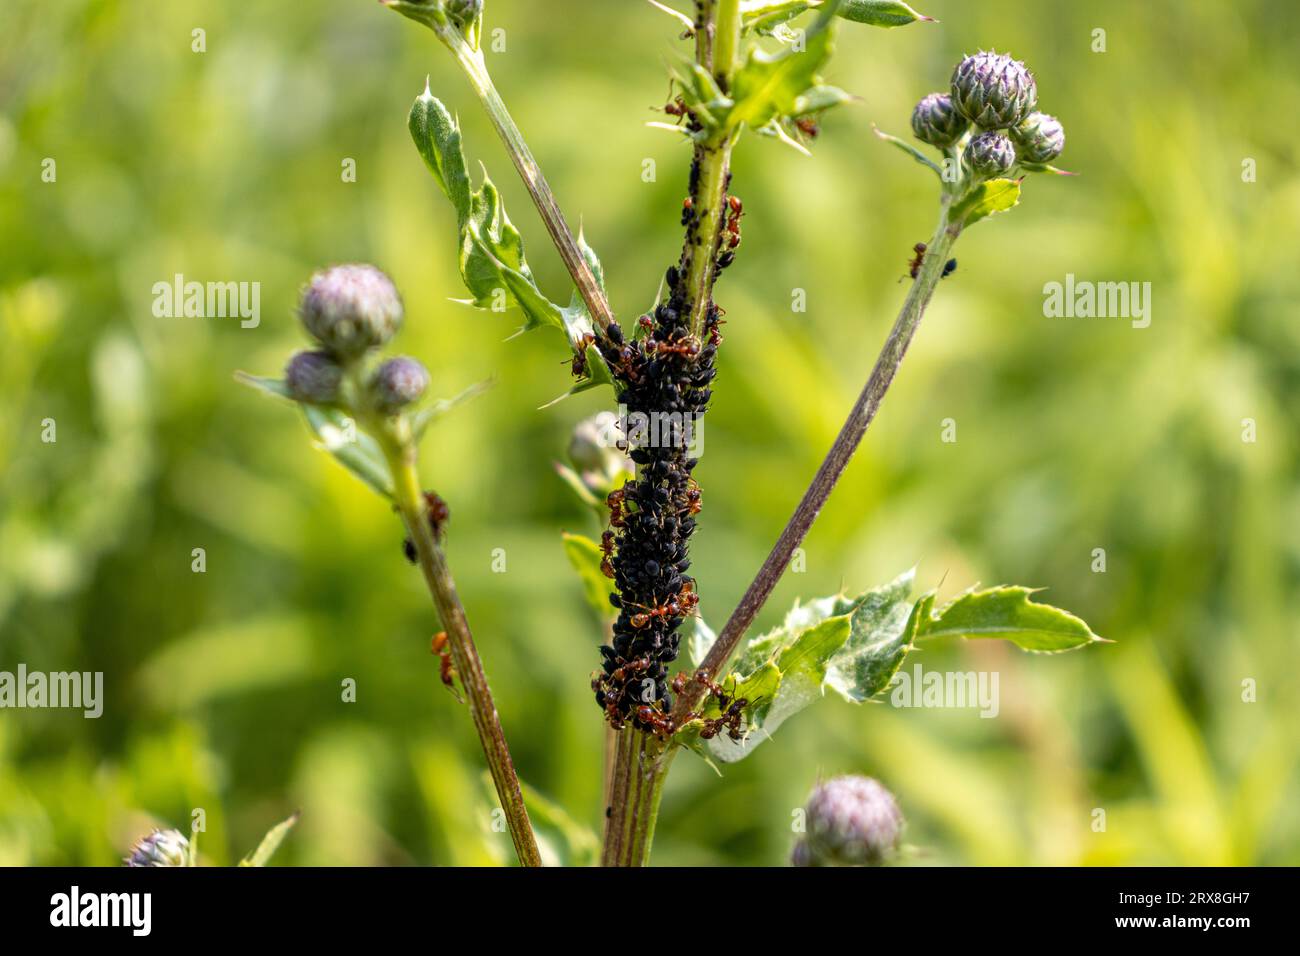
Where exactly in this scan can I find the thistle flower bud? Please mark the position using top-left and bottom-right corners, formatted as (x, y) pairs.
(125, 828), (190, 867)
(285, 349), (344, 405)
(445, 0), (482, 27)
(300, 264), (403, 360)
(965, 130), (1017, 177)
(370, 356), (430, 414)
(910, 93), (968, 149)
(1012, 111), (1065, 165)
(951, 51), (1037, 130)
(567, 411), (634, 500)
(801, 775), (903, 866)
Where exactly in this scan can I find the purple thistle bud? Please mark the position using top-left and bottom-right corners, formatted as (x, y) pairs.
(370, 356), (430, 413)
(911, 92), (969, 149)
(965, 130), (1017, 177)
(124, 828), (190, 867)
(951, 51), (1037, 130)
(1012, 111), (1066, 165)
(285, 349), (344, 405)
(300, 264), (403, 359)
(802, 775), (903, 866)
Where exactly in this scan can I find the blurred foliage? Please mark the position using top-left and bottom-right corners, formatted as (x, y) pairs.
(1, 0), (1298, 866)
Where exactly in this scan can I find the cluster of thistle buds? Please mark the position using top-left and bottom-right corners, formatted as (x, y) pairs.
(791, 776), (904, 867)
(283, 264), (429, 419)
(911, 51), (1066, 177)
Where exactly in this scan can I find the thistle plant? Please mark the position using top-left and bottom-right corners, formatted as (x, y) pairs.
(236, 0), (1101, 867)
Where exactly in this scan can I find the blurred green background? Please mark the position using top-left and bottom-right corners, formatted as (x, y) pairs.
(2, 0), (1298, 866)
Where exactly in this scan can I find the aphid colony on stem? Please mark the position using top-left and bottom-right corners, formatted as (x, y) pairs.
(588, 148), (743, 738)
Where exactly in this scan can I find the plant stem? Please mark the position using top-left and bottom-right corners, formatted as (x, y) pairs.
(380, 424), (542, 868)
(439, 28), (616, 335)
(682, 0), (742, 337)
(601, 730), (671, 866)
(674, 202), (962, 719)
(600, 0), (741, 868)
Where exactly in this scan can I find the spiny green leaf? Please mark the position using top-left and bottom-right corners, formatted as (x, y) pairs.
(837, 0), (935, 27)
(825, 568), (917, 702)
(409, 83), (473, 224)
(234, 372), (294, 401)
(302, 405), (394, 499)
(409, 87), (569, 339)
(741, 0), (816, 35)
(951, 177), (1022, 227)
(562, 533), (616, 623)
(700, 615), (851, 763)
(239, 811), (299, 867)
(913, 585), (1106, 653)
(729, 18), (837, 130)
(873, 125), (943, 177)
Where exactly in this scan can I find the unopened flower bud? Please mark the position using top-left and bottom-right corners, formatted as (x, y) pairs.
(300, 264), (403, 359)
(1012, 111), (1065, 165)
(910, 93), (968, 149)
(567, 411), (634, 500)
(285, 349), (343, 405)
(951, 51), (1037, 130)
(445, 0), (482, 27)
(802, 775), (903, 866)
(965, 130), (1017, 177)
(125, 828), (190, 867)
(370, 356), (429, 413)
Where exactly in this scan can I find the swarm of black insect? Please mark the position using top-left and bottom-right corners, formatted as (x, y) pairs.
(591, 264), (722, 737)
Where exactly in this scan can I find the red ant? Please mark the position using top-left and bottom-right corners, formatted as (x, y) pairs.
(684, 480), (702, 515)
(568, 332), (596, 377)
(638, 314), (655, 334)
(628, 580), (698, 628)
(699, 696), (750, 741)
(430, 632), (463, 702)
(723, 195), (744, 250)
(905, 241), (927, 281)
(607, 488), (627, 529)
(402, 491), (450, 561)
(654, 334), (700, 359)
(794, 116), (820, 140)
(599, 529), (617, 579)
(664, 96), (691, 124)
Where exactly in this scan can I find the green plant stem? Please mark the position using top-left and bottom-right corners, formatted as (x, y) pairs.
(437, 26), (615, 335)
(600, 0), (742, 868)
(601, 729), (671, 866)
(379, 422), (542, 868)
(673, 200), (962, 720)
(682, 0), (742, 337)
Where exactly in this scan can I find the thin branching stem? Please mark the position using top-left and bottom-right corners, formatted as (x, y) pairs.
(674, 202), (962, 720)
(439, 28), (616, 334)
(380, 424), (542, 867)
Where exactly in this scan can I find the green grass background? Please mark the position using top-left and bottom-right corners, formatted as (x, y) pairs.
(1, 0), (1297, 865)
